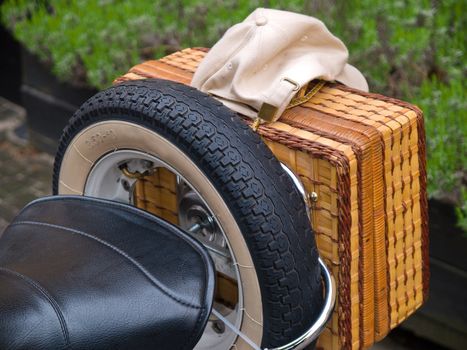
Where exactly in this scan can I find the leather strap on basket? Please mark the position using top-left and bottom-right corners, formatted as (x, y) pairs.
(250, 80), (325, 132)
(287, 80), (326, 110)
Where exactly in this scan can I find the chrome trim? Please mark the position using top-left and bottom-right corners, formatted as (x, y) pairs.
(275, 163), (337, 349)
(266, 258), (336, 350)
(280, 163), (311, 219)
(205, 164), (336, 349)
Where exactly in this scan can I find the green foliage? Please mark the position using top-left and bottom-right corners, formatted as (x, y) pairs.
(457, 188), (467, 232)
(1, 0), (466, 227)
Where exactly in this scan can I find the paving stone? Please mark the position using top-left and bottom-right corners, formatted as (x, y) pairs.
(0, 98), (52, 233)
(0, 139), (53, 232)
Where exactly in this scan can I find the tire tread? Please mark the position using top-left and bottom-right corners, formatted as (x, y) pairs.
(53, 79), (322, 348)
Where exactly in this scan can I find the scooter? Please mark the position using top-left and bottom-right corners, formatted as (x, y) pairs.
(0, 80), (335, 350)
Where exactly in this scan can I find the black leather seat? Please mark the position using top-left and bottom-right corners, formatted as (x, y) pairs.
(0, 196), (215, 350)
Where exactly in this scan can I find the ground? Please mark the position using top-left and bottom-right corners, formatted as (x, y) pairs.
(0, 97), (53, 232)
(0, 98), (448, 349)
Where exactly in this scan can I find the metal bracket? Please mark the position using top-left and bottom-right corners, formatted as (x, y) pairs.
(213, 163), (337, 349)
(274, 163), (336, 348)
(280, 163), (311, 218)
(266, 258), (336, 350)
(214, 258), (336, 350)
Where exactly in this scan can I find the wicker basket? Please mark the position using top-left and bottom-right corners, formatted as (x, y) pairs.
(115, 48), (429, 350)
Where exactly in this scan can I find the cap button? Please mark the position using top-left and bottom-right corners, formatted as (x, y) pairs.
(256, 16), (267, 26)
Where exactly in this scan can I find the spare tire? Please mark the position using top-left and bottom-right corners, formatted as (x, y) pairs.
(53, 78), (322, 349)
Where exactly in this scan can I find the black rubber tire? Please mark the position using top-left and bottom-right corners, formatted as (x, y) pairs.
(53, 79), (323, 348)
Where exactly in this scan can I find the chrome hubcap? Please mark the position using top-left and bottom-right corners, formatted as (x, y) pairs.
(85, 150), (243, 349)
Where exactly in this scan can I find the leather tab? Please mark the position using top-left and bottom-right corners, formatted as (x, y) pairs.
(258, 103), (279, 122)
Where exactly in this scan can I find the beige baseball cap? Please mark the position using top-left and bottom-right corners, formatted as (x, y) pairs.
(191, 8), (368, 122)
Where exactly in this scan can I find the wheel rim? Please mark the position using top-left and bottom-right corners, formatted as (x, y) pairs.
(84, 149), (244, 350)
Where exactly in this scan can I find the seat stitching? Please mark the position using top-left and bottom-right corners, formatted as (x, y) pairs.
(0, 267), (71, 348)
(15, 196), (214, 301)
(14, 196), (214, 310)
(18, 196), (179, 230)
(181, 304), (207, 350)
(9, 221), (204, 310)
(17, 196), (207, 264)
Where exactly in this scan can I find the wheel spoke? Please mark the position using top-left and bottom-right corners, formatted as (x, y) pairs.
(212, 308), (261, 350)
(84, 150), (243, 350)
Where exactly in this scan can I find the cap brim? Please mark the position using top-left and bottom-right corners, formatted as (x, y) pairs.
(335, 64), (369, 92)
